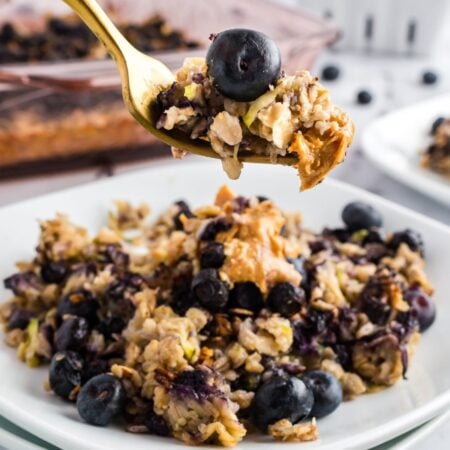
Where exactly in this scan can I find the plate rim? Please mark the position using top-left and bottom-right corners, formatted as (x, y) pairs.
(361, 93), (450, 207)
(0, 160), (449, 450)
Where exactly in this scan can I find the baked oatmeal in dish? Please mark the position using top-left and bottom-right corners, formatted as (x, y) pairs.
(156, 29), (354, 190)
(421, 116), (450, 177)
(1, 187), (435, 446)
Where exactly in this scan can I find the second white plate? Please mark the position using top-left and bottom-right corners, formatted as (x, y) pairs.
(362, 94), (450, 206)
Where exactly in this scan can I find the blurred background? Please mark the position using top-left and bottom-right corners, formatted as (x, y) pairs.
(0, 0), (449, 227)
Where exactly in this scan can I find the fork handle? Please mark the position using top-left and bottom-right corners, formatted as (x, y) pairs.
(63, 0), (131, 64)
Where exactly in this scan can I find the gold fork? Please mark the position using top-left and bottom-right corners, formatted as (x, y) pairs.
(63, 0), (298, 165)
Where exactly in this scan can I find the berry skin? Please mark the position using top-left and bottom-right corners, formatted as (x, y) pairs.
(206, 28), (281, 101)
(49, 351), (84, 401)
(76, 374), (125, 426)
(422, 71), (438, 85)
(229, 282), (264, 312)
(342, 201), (383, 231)
(267, 282), (305, 317)
(54, 317), (89, 352)
(404, 287), (436, 332)
(430, 117), (445, 135)
(389, 229), (424, 256)
(321, 65), (340, 81)
(251, 376), (314, 431)
(200, 242), (226, 269)
(57, 289), (99, 325)
(191, 269), (229, 312)
(356, 90), (373, 105)
(41, 261), (67, 284)
(303, 370), (343, 418)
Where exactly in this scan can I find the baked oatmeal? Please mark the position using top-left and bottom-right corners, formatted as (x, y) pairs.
(0, 187), (435, 446)
(421, 116), (450, 177)
(156, 29), (354, 190)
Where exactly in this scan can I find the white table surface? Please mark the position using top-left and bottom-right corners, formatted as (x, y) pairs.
(1, 12), (450, 450)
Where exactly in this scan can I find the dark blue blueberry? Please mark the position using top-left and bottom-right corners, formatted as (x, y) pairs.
(145, 412), (171, 436)
(57, 289), (99, 324)
(251, 376), (314, 431)
(389, 229), (424, 256)
(173, 200), (194, 230)
(200, 242), (226, 269)
(257, 195), (269, 203)
(101, 245), (129, 269)
(8, 308), (33, 330)
(363, 229), (384, 244)
(98, 317), (126, 339)
(356, 90), (373, 105)
(41, 261), (67, 284)
(191, 269), (229, 312)
(199, 217), (232, 241)
(267, 282), (305, 317)
(4, 272), (41, 296)
(49, 351), (84, 401)
(422, 71), (438, 85)
(206, 28), (281, 101)
(76, 374), (125, 426)
(230, 282), (264, 313)
(55, 317), (89, 352)
(324, 228), (352, 243)
(303, 370), (343, 418)
(404, 287), (436, 332)
(342, 201), (383, 231)
(359, 278), (391, 325)
(0, 23), (15, 43)
(430, 117), (445, 135)
(321, 65), (340, 81)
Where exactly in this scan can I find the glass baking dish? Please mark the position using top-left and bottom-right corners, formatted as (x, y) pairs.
(0, 0), (338, 175)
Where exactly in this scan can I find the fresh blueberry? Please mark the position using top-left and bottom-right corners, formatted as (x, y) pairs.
(49, 351), (84, 401)
(324, 228), (352, 243)
(251, 376), (314, 431)
(57, 289), (99, 324)
(342, 202), (383, 231)
(41, 261), (67, 284)
(321, 65), (340, 81)
(422, 71), (438, 85)
(267, 282), (305, 317)
(98, 317), (126, 339)
(76, 374), (125, 426)
(257, 195), (269, 203)
(356, 90), (373, 105)
(404, 287), (436, 332)
(8, 308), (33, 330)
(229, 282), (264, 312)
(206, 28), (281, 101)
(191, 269), (229, 312)
(389, 229), (424, 256)
(430, 117), (445, 135)
(199, 217), (232, 241)
(55, 317), (89, 352)
(362, 229), (384, 245)
(303, 370), (343, 418)
(200, 242), (226, 269)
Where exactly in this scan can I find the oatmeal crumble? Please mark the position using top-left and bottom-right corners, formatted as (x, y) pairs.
(1, 186), (434, 446)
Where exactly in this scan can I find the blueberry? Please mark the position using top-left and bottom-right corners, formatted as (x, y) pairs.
(173, 200), (194, 230)
(251, 376), (314, 431)
(8, 308), (33, 330)
(389, 229), (424, 256)
(191, 269), (229, 312)
(342, 202), (383, 231)
(98, 317), (126, 339)
(55, 317), (89, 352)
(57, 289), (99, 324)
(0, 23), (15, 43)
(303, 370), (343, 419)
(257, 195), (269, 203)
(41, 261), (67, 284)
(199, 217), (232, 241)
(200, 242), (226, 269)
(267, 282), (305, 317)
(422, 71), (438, 85)
(206, 28), (281, 101)
(49, 351), (84, 401)
(356, 90), (373, 105)
(362, 229), (384, 245)
(232, 372), (261, 391)
(321, 65), (340, 81)
(77, 374), (125, 426)
(430, 117), (445, 135)
(230, 282), (264, 312)
(404, 287), (436, 332)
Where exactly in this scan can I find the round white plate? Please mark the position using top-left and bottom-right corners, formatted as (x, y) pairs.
(362, 94), (450, 207)
(1, 160), (449, 450)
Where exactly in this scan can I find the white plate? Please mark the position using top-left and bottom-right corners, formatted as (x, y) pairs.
(362, 94), (450, 206)
(1, 160), (450, 450)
